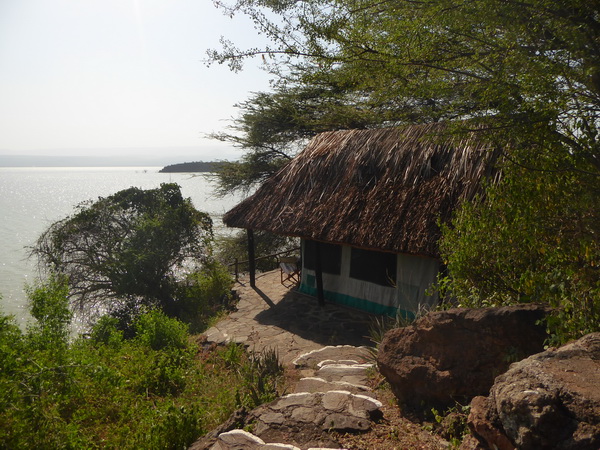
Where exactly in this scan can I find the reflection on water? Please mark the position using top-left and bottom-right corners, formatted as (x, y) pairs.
(0, 167), (242, 327)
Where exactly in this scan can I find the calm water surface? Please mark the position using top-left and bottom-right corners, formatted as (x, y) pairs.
(0, 167), (241, 326)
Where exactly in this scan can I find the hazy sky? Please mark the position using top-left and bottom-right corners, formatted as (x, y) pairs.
(0, 0), (272, 162)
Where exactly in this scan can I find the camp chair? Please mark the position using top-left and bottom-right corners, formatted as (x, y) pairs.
(279, 256), (300, 286)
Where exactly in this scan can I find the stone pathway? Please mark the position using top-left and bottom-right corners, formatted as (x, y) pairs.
(209, 346), (380, 450)
(199, 271), (383, 450)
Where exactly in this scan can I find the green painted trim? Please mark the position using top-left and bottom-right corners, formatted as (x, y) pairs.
(300, 275), (414, 319)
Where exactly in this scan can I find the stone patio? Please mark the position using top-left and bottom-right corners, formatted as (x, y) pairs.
(203, 270), (376, 365)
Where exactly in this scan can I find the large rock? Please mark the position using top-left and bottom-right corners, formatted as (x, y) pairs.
(468, 333), (600, 450)
(377, 304), (550, 414)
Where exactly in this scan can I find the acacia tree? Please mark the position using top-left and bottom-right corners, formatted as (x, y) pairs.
(210, 0), (598, 163)
(209, 0), (600, 341)
(209, 79), (392, 194)
(31, 184), (213, 321)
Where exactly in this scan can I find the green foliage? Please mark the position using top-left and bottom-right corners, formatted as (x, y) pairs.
(134, 309), (191, 352)
(0, 285), (259, 449)
(0, 309), (26, 426)
(234, 346), (284, 409)
(89, 315), (124, 347)
(210, 86), (385, 195)
(221, 341), (245, 368)
(440, 165), (600, 344)
(176, 260), (236, 333)
(212, 150), (291, 196)
(25, 274), (72, 352)
(210, 0), (599, 176)
(430, 404), (471, 447)
(31, 183), (214, 323)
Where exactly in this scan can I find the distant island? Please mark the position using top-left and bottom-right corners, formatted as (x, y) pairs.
(159, 161), (225, 173)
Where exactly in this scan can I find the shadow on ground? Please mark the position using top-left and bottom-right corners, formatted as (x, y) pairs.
(253, 287), (375, 348)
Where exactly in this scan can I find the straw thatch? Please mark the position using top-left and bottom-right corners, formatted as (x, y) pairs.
(223, 123), (500, 257)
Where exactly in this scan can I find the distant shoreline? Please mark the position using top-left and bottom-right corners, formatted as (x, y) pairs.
(159, 161), (224, 173)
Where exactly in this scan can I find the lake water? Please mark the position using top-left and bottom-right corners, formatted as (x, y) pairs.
(0, 167), (242, 326)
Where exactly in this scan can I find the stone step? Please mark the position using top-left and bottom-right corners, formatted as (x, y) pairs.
(292, 345), (372, 369)
(315, 363), (374, 385)
(294, 376), (374, 397)
(211, 427), (346, 450)
(210, 429), (303, 449)
(316, 359), (361, 368)
(211, 389), (383, 449)
(251, 391), (382, 435)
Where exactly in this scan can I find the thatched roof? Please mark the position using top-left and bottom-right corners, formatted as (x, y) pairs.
(223, 123), (500, 257)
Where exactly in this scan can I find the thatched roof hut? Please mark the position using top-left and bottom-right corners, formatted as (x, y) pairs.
(223, 123), (499, 258)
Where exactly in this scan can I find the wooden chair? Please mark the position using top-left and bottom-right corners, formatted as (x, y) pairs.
(279, 256), (300, 286)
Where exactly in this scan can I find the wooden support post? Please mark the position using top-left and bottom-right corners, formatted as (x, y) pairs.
(314, 241), (325, 306)
(247, 229), (256, 288)
(234, 258), (239, 282)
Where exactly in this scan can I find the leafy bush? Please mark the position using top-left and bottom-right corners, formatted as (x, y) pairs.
(0, 278), (261, 449)
(440, 166), (600, 345)
(89, 315), (124, 347)
(177, 261), (236, 332)
(25, 274), (72, 352)
(134, 309), (190, 351)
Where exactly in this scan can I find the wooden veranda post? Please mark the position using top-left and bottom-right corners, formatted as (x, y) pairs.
(247, 229), (256, 288)
(314, 241), (325, 306)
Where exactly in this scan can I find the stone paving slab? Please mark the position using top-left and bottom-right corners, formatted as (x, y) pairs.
(294, 377), (374, 397)
(293, 346), (372, 369)
(204, 271), (375, 365)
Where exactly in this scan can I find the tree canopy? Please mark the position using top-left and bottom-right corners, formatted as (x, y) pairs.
(210, 0), (600, 342)
(210, 0), (599, 177)
(31, 183), (213, 321)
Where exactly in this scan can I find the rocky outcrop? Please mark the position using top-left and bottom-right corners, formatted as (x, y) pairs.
(467, 333), (600, 450)
(377, 304), (551, 414)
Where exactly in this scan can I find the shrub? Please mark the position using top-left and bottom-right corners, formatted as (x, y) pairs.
(0, 287), (246, 449)
(25, 274), (72, 350)
(134, 309), (190, 351)
(89, 315), (123, 347)
(177, 261), (235, 332)
(440, 167), (600, 345)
